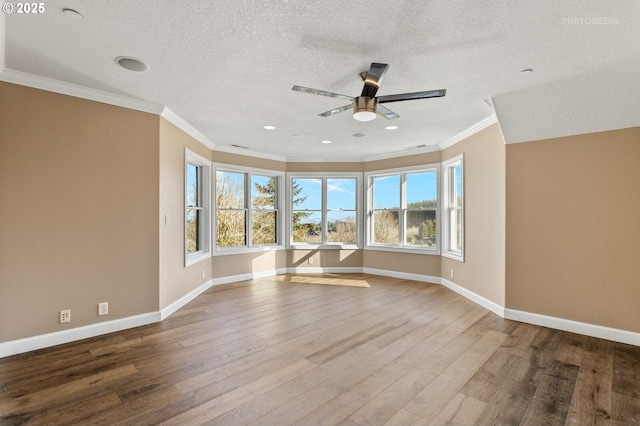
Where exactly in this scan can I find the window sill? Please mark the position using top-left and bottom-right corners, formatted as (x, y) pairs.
(287, 244), (361, 250)
(213, 245), (285, 256)
(185, 251), (211, 267)
(442, 251), (464, 262)
(365, 245), (439, 255)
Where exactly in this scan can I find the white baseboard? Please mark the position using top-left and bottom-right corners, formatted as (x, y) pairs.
(0, 312), (160, 358)
(286, 266), (364, 274)
(440, 277), (505, 317)
(160, 279), (214, 320)
(504, 309), (640, 347)
(362, 267), (441, 285)
(4, 268), (639, 358)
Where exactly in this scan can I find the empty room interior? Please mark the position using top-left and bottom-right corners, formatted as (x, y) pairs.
(1, 1), (639, 424)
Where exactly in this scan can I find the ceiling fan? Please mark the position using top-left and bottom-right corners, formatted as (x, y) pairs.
(292, 62), (446, 122)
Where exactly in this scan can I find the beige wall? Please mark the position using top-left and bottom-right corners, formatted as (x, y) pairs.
(159, 118), (213, 309)
(213, 250), (286, 278)
(363, 151), (441, 171)
(287, 162), (364, 173)
(506, 127), (640, 332)
(0, 83), (160, 341)
(213, 150), (286, 171)
(287, 249), (363, 269)
(363, 250), (441, 276)
(441, 124), (506, 306)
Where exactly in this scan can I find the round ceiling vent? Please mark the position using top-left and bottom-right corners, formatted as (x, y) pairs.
(115, 56), (149, 72)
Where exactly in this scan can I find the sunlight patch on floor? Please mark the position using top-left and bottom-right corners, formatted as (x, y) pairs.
(275, 275), (370, 288)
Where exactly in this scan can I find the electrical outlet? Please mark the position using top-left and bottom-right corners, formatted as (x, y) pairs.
(450, 269), (454, 278)
(60, 309), (71, 324)
(308, 257), (314, 264)
(98, 302), (108, 316)
(202, 270), (205, 280)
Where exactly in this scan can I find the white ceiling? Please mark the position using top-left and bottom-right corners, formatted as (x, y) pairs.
(2, 1), (639, 161)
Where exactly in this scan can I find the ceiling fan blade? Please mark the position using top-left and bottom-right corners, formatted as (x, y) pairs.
(292, 85), (354, 101)
(377, 104), (399, 120)
(377, 89), (446, 104)
(360, 63), (389, 98)
(318, 103), (353, 117)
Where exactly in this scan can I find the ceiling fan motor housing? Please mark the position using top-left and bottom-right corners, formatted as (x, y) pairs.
(353, 96), (378, 121)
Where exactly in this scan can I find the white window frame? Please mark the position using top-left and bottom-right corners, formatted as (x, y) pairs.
(365, 164), (441, 255)
(442, 154), (464, 261)
(185, 149), (211, 266)
(286, 172), (363, 249)
(213, 163), (285, 256)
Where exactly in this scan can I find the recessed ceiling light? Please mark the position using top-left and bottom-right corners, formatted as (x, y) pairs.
(520, 68), (533, 74)
(321, 140), (332, 144)
(352, 133), (367, 138)
(115, 56), (149, 72)
(385, 126), (398, 130)
(62, 8), (82, 20)
(263, 125), (276, 130)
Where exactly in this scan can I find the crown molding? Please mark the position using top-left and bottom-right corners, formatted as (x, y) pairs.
(213, 144), (288, 163)
(160, 107), (215, 149)
(0, 68), (164, 114)
(0, 67), (499, 162)
(438, 114), (498, 150)
(286, 155), (368, 163)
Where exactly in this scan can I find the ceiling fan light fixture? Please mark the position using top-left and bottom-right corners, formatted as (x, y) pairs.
(353, 97), (377, 122)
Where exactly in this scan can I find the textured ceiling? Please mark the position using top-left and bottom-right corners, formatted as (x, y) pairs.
(2, 0), (639, 160)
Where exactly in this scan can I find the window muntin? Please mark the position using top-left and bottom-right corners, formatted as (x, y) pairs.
(214, 165), (282, 253)
(367, 166), (439, 252)
(443, 155), (464, 260)
(289, 174), (361, 247)
(185, 150), (211, 265)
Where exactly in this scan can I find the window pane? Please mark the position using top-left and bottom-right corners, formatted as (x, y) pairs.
(373, 210), (399, 244)
(405, 210), (436, 247)
(406, 171), (437, 208)
(252, 175), (276, 209)
(252, 210), (277, 245)
(327, 212), (356, 244)
(216, 171), (245, 209)
(327, 178), (356, 210)
(292, 178), (321, 210)
(186, 163), (198, 207)
(292, 211), (321, 243)
(453, 166), (462, 208)
(186, 208), (200, 253)
(450, 208), (462, 252)
(216, 210), (246, 247)
(372, 175), (400, 209)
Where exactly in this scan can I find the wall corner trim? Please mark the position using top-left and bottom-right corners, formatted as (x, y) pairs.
(504, 309), (640, 347)
(0, 312), (160, 358)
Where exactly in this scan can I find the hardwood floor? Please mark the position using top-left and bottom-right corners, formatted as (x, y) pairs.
(1, 273), (639, 425)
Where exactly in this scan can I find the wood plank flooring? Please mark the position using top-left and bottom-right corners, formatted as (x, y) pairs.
(1, 273), (639, 425)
